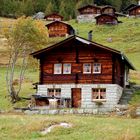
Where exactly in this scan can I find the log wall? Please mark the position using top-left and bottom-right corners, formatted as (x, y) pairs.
(39, 42), (123, 85)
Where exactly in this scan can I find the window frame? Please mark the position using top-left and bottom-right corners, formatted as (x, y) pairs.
(63, 63), (71, 74)
(93, 63), (101, 74)
(92, 88), (106, 102)
(83, 63), (92, 74)
(48, 88), (61, 97)
(54, 63), (62, 74)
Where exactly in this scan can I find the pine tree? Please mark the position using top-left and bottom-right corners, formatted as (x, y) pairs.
(59, 1), (67, 20)
(45, 2), (54, 15)
(0, 0), (139, 18)
(23, 0), (35, 16)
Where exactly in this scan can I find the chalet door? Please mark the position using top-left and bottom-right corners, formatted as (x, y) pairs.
(71, 88), (81, 108)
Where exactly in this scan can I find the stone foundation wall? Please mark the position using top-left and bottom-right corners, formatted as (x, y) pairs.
(77, 14), (99, 23)
(37, 84), (123, 112)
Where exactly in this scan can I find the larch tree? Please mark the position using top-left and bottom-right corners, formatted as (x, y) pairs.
(3, 17), (48, 103)
(45, 2), (54, 15)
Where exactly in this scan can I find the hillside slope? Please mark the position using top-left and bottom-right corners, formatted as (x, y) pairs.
(0, 17), (140, 110)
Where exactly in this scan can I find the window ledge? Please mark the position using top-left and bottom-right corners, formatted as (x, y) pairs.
(92, 99), (106, 103)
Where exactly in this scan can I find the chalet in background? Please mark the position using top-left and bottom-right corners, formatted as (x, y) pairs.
(44, 13), (63, 21)
(123, 1), (140, 17)
(128, 5), (140, 17)
(101, 5), (116, 15)
(123, 4), (137, 14)
(46, 21), (74, 37)
(77, 4), (118, 23)
(31, 35), (135, 111)
(95, 14), (118, 25)
(77, 5), (101, 23)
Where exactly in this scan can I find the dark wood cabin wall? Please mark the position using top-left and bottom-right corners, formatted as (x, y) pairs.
(40, 59), (43, 84)
(101, 8), (115, 15)
(48, 23), (68, 37)
(46, 15), (62, 21)
(96, 16), (117, 25)
(129, 7), (140, 16)
(79, 7), (101, 15)
(40, 42), (114, 85)
(113, 57), (125, 87)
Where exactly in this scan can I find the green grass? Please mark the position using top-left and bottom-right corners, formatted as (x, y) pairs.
(129, 90), (140, 106)
(0, 67), (38, 110)
(0, 115), (140, 140)
(0, 17), (140, 140)
(0, 17), (140, 110)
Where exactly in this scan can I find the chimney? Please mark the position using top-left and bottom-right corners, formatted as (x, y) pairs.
(88, 30), (93, 41)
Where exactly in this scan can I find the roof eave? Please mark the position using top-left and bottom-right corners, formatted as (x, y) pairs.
(122, 54), (136, 70)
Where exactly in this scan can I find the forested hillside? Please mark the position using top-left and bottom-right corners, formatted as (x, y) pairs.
(0, 0), (138, 20)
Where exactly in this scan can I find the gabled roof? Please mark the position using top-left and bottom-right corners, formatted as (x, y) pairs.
(123, 4), (137, 11)
(115, 12), (127, 17)
(44, 13), (63, 19)
(100, 5), (116, 11)
(128, 5), (140, 11)
(78, 4), (101, 11)
(31, 35), (135, 70)
(45, 21), (74, 29)
(95, 14), (118, 20)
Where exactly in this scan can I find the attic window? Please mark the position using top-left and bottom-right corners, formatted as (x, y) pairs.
(63, 64), (71, 74)
(54, 64), (62, 74)
(92, 88), (106, 102)
(83, 63), (91, 74)
(93, 63), (101, 74)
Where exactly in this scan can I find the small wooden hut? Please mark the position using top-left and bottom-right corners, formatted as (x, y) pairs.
(128, 5), (140, 17)
(78, 5), (101, 15)
(101, 5), (116, 16)
(123, 4), (137, 14)
(95, 14), (118, 25)
(44, 13), (63, 21)
(46, 21), (74, 37)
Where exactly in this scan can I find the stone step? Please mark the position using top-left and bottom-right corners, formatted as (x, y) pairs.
(123, 91), (134, 94)
(115, 104), (128, 110)
(119, 101), (129, 105)
(118, 87), (135, 105)
(132, 85), (140, 90)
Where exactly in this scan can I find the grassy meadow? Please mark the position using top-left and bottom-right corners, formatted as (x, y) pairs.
(0, 17), (140, 110)
(0, 17), (140, 140)
(0, 114), (140, 140)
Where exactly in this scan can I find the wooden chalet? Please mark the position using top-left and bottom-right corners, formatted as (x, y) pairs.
(100, 5), (116, 16)
(44, 13), (63, 21)
(95, 14), (118, 25)
(77, 5), (101, 23)
(78, 5), (101, 15)
(31, 36), (135, 110)
(46, 21), (75, 37)
(123, 4), (137, 14)
(128, 5), (140, 17)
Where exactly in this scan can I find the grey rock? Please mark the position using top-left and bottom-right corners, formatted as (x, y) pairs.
(48, 110), (59, 115)
(24, 110), (39, 115)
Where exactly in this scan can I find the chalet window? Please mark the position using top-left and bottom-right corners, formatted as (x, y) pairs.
(54, 64), (62, 74)
(92, 88), (106, 101)
(63, 64), (71, 74)
(83, 63), (91, 74)
(97, 9), (100, 14)
(93, 63), (101, 74)
(48, 89), (61, 97)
